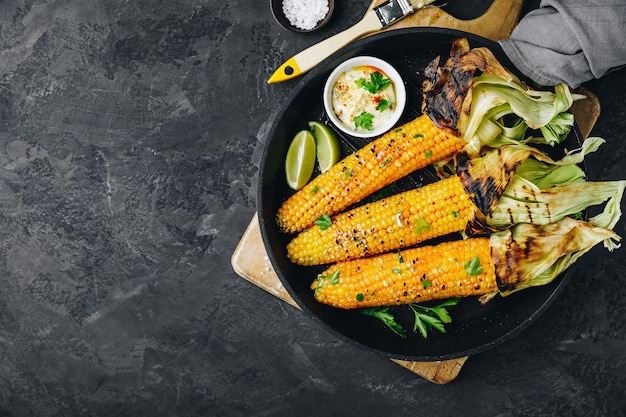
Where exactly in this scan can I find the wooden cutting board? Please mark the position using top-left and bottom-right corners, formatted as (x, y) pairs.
(232, 0), (600, 383)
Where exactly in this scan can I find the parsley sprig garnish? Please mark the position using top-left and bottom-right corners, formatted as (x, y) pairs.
(409, 299), (459, 338)
(363, 299), (460, 339)
(354, 111), (374, 130)
(356, 71), (392, 94)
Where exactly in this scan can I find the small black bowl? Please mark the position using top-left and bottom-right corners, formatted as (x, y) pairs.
(270, 0), (334, 33)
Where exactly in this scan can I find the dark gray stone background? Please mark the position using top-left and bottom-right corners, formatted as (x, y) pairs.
(0, 0), (624, 416)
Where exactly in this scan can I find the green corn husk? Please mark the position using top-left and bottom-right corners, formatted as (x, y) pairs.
(460, 74), (584, 156)
(492, 217), (621, 296)
(484, 137), (623, 250)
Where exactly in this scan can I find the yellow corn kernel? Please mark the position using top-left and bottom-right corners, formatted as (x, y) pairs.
(287, 176), (475, 265)
(276, 114), (465, 234)
(311, 237), (497, 309)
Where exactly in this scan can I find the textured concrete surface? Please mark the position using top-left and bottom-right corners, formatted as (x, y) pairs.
(0, 0), (624, 416)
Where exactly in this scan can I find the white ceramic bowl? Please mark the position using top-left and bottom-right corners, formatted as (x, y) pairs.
(323, 56), (406, 138)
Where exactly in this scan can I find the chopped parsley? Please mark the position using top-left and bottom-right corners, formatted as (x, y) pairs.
(424, 149), (433, 158)
(356, 293), (365, 302)
(314, 214), (332, 230)
(413, 217), (431, 235)
(421, 279), (432, 289)
(391, 268), (402, 274)
(328, 269), (340, 285)
(377, 99), (390, 111)
(464, 256), (484, 276)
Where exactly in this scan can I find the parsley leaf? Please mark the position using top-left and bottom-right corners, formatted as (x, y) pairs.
(354, 112), (374, 130)
(377, 99), (390, 111)
(314, 214), (332, 230)
(363, 307), (406, 338)
(355, 71), (392, 94)
(413, 217), (431, 235)
(464, 256), (484, 276)
(328, 269), (340, 285)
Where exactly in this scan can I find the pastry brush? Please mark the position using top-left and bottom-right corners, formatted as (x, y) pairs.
(268, 0), (439, 84)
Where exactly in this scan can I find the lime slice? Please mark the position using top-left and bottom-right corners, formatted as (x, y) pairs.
(285, 130), (316, 190)
(309, 121), (340, 173)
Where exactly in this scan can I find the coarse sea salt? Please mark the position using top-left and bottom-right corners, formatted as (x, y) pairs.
(282, 0), (329, 30)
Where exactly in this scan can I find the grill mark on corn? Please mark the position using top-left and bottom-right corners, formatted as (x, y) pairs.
(492, 224), (545, 292)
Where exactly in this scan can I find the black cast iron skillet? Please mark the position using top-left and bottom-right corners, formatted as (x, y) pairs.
(258, 27), (585, 362)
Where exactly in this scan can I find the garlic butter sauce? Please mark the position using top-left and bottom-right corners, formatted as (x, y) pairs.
(331, 65), (396, 133)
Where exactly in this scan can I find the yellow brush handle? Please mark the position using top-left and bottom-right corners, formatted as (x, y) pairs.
(267, 11), (383, 84)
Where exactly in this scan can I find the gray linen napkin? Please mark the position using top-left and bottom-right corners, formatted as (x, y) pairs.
(499, 0), (626, 87)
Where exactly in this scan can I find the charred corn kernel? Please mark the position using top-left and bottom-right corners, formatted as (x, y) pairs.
(311, 237), (497, 309)
(276, 114), (465, 234)
(287, 176), (475, 265)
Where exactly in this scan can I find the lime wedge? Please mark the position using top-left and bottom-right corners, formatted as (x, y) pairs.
(285, 130), (316, 190)
(309, 121), (340, 173)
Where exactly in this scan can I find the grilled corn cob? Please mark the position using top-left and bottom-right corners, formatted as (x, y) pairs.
(287, 175), (474, 265)
(276, 114), (465, 233)
(288, 139), (621, 266)
(311, 217), (620, 309)
(312, 237), (496, 309)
